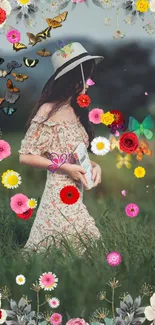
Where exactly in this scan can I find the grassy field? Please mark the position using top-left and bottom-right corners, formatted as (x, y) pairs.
(0, 131), (155, 321)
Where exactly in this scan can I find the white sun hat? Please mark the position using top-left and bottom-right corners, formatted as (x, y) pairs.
(52, 42), (104, 80)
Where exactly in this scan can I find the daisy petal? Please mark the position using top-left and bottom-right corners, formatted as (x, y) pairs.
(151, 294), (155, 310)
(145, 306), (155, 321)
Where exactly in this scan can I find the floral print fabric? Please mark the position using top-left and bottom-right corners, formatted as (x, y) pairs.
(19, 114), (100, 253)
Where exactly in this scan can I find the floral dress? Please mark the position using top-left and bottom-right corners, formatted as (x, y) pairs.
(19, 114), (100, 253)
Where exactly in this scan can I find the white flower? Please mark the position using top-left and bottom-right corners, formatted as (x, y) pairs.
(150, 0), (155, 12)
(91, 136), (110, 155)
(0, 309), (7, 324)
(48, 297), (60, 308)
(0, 0), (12, 28)
(27, 198), (37, 209)
(16, 274), (26, 285)
(145, 293), (155, 321)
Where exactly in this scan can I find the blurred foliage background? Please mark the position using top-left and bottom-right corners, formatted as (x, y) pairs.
(0, 38), (155, 321)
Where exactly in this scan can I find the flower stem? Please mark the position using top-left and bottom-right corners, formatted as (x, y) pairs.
(36, 291), (40, 325)
(112, 288), (115, 319)
(104, 298), (112, 304)
(39, 301), (47, 307)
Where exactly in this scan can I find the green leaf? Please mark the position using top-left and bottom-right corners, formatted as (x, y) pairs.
(104, 318), (115, 325)
(90, 322), (101, 325)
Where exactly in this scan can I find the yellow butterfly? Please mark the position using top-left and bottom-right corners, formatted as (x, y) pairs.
(13, 42), (27, 52)
(116, 154), (132, 169)
(110, 136), (122, 152)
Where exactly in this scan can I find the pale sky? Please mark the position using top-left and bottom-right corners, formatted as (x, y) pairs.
(0, 0), (155, 55)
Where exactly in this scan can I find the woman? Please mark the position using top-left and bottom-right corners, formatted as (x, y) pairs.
(19, 42), (104, 254)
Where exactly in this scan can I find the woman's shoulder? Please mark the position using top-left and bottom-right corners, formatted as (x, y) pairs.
(35, 103), (53, 119)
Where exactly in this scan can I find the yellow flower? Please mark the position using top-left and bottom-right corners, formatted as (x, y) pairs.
(27, 198), (37, 209)
(1, 169), (22, 189)
(101, 112), (115, 126)
(134, 166), (146, 178)
(135, 0), (149, 12)
(17, 0), (31, 5)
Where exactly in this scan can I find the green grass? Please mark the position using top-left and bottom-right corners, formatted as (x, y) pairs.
(0, 132), (155, 320)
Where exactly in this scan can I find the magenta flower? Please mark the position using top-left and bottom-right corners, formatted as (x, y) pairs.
(50, 313), (62, 325)
(125, 203), (140, 218)
(10, 193), (29, 214)
(86, 78), (95, 86)
(39, 272), (58, 291)
(0, 140), (11, 161)
(6, 29), (21, 44)
(106, 251), (122, 267)
(66, 319), (89, 325)
(89, 108), (104, 124)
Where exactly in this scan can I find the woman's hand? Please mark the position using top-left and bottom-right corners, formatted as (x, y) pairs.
(92, 164), (102, 187)
(65, 164), (89, 189)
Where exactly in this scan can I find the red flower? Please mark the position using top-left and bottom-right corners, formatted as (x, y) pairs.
(0, 8), (6, 24)
(110, 110), (123, 126)
(16, 208), (34, 220)
(60, 185), (80, 205)
(0, 310), (2, 319)
(119, 132), (139, 154)
(77, 94), (91, 108)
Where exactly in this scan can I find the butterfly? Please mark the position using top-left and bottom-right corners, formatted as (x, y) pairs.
(116, 154), (132, 169)
(0, 98), (4, 105)
(13, 42), (27, 52)
(4, 89), (20, 104)
(46, 11), (68, 28)
(109, 136), (122, 152)
(7, 61), (22, 70)
(36, 48), (52, 57)
(0, 70), (9, 78)
(0, 58), (4, 65)
(26, 32), (42, 46)
(134, 140), (152, 161)
(0, 107), (17, 115)
(128, 115), (154, 140)
(23, 57), (39, 68)
(36, 27), (51, 39)
(6, 79), (19, 93)
(12, 72), (28, 82)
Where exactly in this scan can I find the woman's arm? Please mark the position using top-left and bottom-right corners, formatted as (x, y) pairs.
(19, 154), (71, 173)
(90, 160), (98, 168)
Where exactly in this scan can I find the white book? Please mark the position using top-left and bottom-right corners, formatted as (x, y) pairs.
(73, 142), (94, 189)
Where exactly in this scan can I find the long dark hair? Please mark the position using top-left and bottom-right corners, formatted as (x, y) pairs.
(26, 59), (96, 150)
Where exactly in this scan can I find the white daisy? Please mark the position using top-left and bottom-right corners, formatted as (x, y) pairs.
(0, 309), (7, 324)
(1, 170), (22, 189)
(27, 198), (37, 209)
(10, 0), (38, 25)
(48, 297), (60, 308)
(16, 274), (26, 285)
(91, 136), (110, 155)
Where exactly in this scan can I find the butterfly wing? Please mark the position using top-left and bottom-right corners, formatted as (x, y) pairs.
(124, 154), (132, 169)
(13, 42), (27, 52)
(1, 107), (17, 115)
(26, 32), (42, 46)
(0, 98), (4, 105)
(54, 11), (68, 22)
(7, 61), (22, 70)
(142, 115), (154, 129)
(143, 129), (154, 140)
(46, 19), (62, 28)
(0, 58), (4, 65)
(23, 57), (39, 68)
(36, 27), (51, 39)
(6, 79), (13, 91)
(128, 116), (140, 131)
(116, 154), (123, 169)
(4, 89), (20, 104)
(37, 49), (51, 57)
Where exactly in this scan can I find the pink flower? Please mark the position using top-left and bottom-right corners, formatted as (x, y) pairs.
(10, 193), (29, 214)
(88, 108), (104, 124)
(49, 297), (60, 308)
(106, 252), (122, 267)
(39, 272), (58, 291)
(50, 313), (62, 325)
(0, 140), (11, 161)
(66, 319), (89, 325)
(71, 0), (86, 2)
(6, 29), (21, 44)
(125, 203), (140, 218)
(86, 78), (95, 86)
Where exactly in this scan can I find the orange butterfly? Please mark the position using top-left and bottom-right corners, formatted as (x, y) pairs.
(0, 98), (4, 105)
(46, 11), (68, 28)
(135, 140), (152, 161)
(6, 79), (19, 93)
